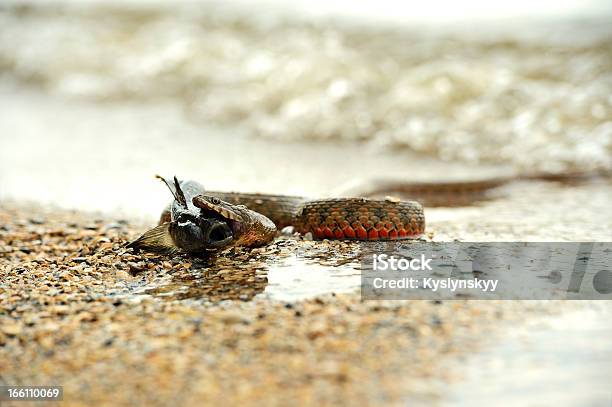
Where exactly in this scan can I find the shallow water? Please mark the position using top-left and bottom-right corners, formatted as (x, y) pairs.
(1, 2), (611, 176)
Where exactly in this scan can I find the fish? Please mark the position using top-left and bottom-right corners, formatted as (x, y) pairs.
(126, 176), (234, 254)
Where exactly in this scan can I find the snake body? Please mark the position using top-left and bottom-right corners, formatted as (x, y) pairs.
(207, 192), (424, 241)
(128, 171), (607, 253)
(128, 179), (424, 252)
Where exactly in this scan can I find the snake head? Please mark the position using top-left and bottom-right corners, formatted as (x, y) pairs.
(193, 194), (277, 248)
(192, 195), (253, 244)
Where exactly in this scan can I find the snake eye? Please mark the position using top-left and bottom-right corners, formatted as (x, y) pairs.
(210, 197), (221, 205)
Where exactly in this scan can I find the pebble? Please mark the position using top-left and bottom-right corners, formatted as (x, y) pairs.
(2, 322), (23, 336)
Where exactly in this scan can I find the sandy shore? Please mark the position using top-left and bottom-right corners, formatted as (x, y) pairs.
(2, 201), (596, 406)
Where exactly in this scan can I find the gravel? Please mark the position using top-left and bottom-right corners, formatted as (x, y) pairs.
(0, 201), (563, 406)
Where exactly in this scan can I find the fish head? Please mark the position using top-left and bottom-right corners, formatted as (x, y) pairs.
(172, 209), (233, 251)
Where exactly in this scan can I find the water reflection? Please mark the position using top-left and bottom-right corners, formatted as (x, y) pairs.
(264, 253), (361, 302)
(136, 238), (364, 302)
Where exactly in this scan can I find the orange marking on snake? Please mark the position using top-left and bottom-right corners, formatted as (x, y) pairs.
(343, 226), (356, 238)
(355, 226), (368, 239)
(314, 227), (324, 239)
(323, 227), (334, 239)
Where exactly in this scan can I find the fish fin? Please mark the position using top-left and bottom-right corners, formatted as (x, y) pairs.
(126, 223), (178, 254)
(173, 176), (188, 208)
(155, 175), (176, 195)
(156, 175), (188, 208)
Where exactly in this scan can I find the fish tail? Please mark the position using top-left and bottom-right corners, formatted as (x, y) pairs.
(125, 223), (178, 254)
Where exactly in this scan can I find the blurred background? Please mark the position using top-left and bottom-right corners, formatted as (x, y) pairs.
(0, 0), (610, 218)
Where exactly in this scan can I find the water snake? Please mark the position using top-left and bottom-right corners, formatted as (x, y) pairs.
(127, 171), (606, 254)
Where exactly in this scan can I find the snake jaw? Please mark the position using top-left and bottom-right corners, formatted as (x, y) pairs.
(192, 195), (245, 223)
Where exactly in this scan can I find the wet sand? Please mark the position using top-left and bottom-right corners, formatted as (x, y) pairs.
(0, 202), (593, 406)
